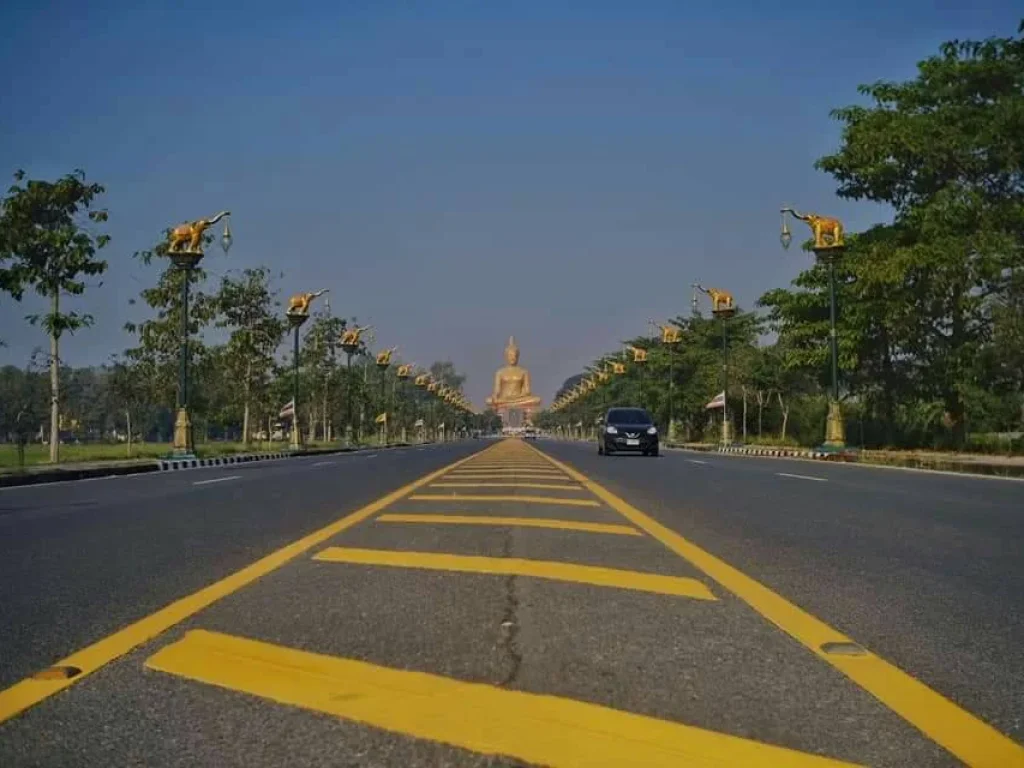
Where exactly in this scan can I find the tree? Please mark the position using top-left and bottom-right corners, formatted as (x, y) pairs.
(814, 22), (1024, 445)
(0, 170), (109, 461)
(216, 268), (285, 445)
(108, 356), (152, 457)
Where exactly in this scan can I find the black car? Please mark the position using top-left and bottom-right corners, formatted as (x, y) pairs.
(598, 407), (659, 456)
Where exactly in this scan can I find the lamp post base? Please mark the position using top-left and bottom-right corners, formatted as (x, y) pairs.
(720, 418), (733, 446)
(172, 407), (195, 458)
(822, 400), (846, 451)
(289, 422), (302, 452)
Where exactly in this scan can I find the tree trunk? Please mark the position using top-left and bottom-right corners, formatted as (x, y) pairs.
(777, 392), (789, 442)
(126, 408), (133, 458)
(741, 386), (748, 443)
(49, 292), (60, 463)
(242, 361), (252, 447)
(756, 391), (765, 437)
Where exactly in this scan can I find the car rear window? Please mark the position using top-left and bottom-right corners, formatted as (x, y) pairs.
(606, 408), (652, 424)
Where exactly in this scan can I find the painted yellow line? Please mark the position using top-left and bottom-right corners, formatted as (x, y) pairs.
(430, 482), (585, 491)
(409, 493), (600, 507)
(376, 513), (642, 536)
(457, 464), (556, 470)
(0, 445), (499, 725)
(444, 472), (571, 480)
(526, 443), (1024, 768)
(314, 547), (715, 600)
(147, 629), (855, 768)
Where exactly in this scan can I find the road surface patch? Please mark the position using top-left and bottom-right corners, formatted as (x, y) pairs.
(375, 513), (642, 536)
(530, 442), (1024, 768)
(0, 447), (486, 725)
(145, 629), (859, 768)
(313, 547), (716, 600)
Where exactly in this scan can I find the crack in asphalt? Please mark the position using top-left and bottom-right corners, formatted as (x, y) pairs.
(497, 531), (522, 688)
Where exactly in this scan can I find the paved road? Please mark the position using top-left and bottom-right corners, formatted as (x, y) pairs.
(0, 439), (1020, 767)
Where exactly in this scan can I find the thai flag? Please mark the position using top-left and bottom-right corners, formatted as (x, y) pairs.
(705, 391), (726, 410)
(279, 399), (295, 419)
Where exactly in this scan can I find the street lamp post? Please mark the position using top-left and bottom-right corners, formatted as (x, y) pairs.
(167, 212), (232, 458)
(339, 326), (369, 446)
(652, 322), (682, 440)
(780, 208), (847, 450)
(696, 286), (737, 446)
(284, 290), (327, 451)
(375, 347), (395, 445)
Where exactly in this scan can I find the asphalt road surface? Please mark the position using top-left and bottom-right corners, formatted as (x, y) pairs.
(0, 438), (1021, 767)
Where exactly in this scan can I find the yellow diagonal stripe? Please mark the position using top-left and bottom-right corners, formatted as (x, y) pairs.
(377, 514), (642, 536)
(429, 482), (584, 491)
(445, 472), (571, 480)
(409, 494), (600, 507)
(313, 547), (715, 600)
(146, 630), (857, 768)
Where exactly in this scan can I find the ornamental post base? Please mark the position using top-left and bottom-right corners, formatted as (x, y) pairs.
(172, 407), (195, 458)
(823, 400), (846, 450)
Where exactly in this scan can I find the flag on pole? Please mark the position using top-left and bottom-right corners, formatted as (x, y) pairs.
(438, 422), (445, 430)
(413, 418), (425, 427)
(279, 399), (295, 419)
(375, 412), (388, 424)
(705, 391), (726, 410)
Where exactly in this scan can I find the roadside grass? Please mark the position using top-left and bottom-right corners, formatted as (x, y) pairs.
(0, 440), (345, 469)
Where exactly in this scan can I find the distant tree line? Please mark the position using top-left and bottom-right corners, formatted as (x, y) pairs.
(536, 23), (1024, 453)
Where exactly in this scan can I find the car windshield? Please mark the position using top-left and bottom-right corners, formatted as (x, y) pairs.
(606, 408), (652, 425)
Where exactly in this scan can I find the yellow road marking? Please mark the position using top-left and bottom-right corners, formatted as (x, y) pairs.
(410, 493), (600, 507)
(447, 467), (566, 472)
(376, 513), (642, 536)
(430, 482), (584, 490)
(314, 547), (715, 600)
(526, 443), (1024, 768)
(444, 472), (571, 480)
(146, 630), (857, 768)
(0, 444), (500, 725)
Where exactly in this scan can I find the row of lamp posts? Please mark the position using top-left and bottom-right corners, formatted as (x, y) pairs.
(548, 205), (847, 451)
(165, 212), (474, 457)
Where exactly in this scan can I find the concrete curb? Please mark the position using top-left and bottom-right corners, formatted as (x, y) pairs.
(0, 442), (425, 489)
(665, 443), (1024, 478)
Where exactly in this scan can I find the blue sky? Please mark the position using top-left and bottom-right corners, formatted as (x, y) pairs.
(1, 1), (1019, 406)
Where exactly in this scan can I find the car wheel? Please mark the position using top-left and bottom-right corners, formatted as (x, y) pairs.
(598, 443), (604, 455)
(649, 448), (659, 457)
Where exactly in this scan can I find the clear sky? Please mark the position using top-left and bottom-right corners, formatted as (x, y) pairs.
(1, 1), (1019, 406)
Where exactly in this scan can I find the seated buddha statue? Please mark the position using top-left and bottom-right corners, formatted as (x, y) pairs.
(486, 336), (542, 413)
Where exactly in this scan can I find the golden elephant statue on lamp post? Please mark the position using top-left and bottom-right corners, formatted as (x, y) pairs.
(168, 211), (231, 254)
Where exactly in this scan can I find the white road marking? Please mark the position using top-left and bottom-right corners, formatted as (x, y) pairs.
(687, 459), (708, 465)
(192, 475), (241, 486)
(312, 461), (336, 467)
(364, 454), (379, 459)
(776, 472), (827, 482)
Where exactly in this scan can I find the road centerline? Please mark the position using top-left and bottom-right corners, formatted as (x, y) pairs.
(776, 472), (828, 482)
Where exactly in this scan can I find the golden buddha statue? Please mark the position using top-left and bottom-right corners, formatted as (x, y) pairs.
(486, 336), (542, 421)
